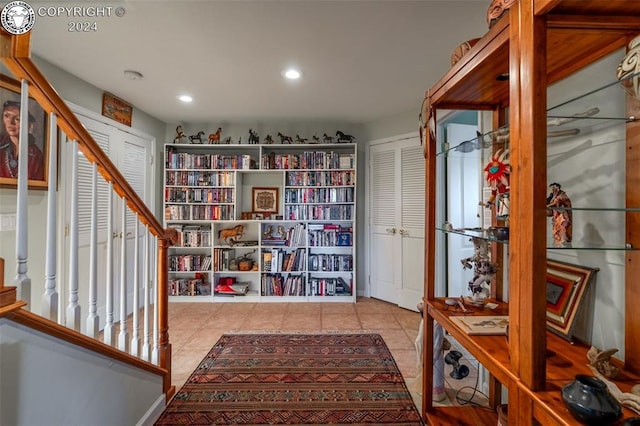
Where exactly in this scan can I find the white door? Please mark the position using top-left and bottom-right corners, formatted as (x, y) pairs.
(369, 137), (425, 311)
(445, 123), (481, 298)
(60, 113), (153, 331)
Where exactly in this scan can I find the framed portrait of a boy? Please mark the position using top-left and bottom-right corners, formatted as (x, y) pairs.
(0, 75), (49, 189)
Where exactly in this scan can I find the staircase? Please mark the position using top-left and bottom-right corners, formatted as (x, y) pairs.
(0, 31), (175, 425)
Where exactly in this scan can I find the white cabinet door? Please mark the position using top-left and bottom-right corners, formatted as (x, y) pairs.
(369, 137), (424, 311)
(60, 115), (153, 330)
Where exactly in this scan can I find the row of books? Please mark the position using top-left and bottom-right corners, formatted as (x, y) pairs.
(168, 278), (210, 296)
(165, 187), (234, 204)
(284, 187), (355, 204)
(165, 170), (234, 186)
(262, 274), (306, 296)
(171, 225), (212, 248)
(165, 204), (234, 221)
(307, 224), (353, 247)
(308, 276), (351, 296)
(261, 223), (306, 247)
(308, 254), (353, 272)
(285, 170), (355, 187)
(168, 254), (212, 272)
(284, 205), (353, 221)
(213, 248), (235, 271)
(261, 152), (354, 170)
(262, 248), (306, 272)
(166, 151), (255, 170)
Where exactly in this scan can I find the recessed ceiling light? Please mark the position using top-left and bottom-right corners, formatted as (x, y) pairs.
(283, 68), (302, 80)
(124, 70), (143, 80)
(178, 94), (193, 103)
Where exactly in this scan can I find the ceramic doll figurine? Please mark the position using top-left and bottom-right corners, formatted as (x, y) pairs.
(415, 302), (447, 402)
(546, 182), (572, 246)
(479, 149), (511, 222)
(461, 237), (498, 305)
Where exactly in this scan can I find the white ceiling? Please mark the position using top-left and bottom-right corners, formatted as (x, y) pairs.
(28, 0), (490, 125)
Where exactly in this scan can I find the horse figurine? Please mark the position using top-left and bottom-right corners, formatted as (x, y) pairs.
(312, 135), (320, 144)
(189, 131), (206, 144)
(277, 132), (293, 144)
(223, 136), (232, 144)
(173, 125), (186, 144)
(323, 133), (334, 143)
(248, 129), (260, 144)
(336, 130), (356, 143)
(218, 224), (244, 245)
(208, 127), (222, 144)
(295, 134), (308, 144)
(264, 134), (275, 144)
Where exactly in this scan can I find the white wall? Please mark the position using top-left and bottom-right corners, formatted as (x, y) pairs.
(0, 318), (164, 426)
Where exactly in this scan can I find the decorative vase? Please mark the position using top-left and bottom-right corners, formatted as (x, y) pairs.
(617, 35), (640, 99)
(561, 375), (622, 425)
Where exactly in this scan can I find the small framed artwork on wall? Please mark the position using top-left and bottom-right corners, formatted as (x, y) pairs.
(252, 187), (279, 213)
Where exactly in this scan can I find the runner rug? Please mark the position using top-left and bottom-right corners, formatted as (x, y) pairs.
(155, 333), (424, 425)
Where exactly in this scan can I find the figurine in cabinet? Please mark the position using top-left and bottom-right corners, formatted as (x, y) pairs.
(461, 237), (497, 305)
(546, 182), (572, 246)
(479, 148), (511, 222)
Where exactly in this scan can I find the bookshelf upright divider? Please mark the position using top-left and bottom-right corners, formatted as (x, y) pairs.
(164, 143), (356, 303)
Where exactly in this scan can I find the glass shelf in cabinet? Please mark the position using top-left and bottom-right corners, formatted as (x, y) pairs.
(547, 71), (640, 119)
(546, 241), (636, 250)
(435, 227), (510, 243)
(437, 124), (510, 157)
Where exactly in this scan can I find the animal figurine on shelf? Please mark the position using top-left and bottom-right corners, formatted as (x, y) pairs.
(336, 130), (356, 143)
(546, 182), (572, 247)
(277, 132), (293, 144)
(222, 136), (232, 144)
(312, 135), (320, 144)
(218, 224), (244, 245)
(208, 127), (222, 144)
(587, 346), (620, 379)
(295, 134), (308, 144)
(248, 129), (260, 144)
(322, 133), (334, 143)
(189, 131), (206, 144)
(264, 134), (274, 144)
(173, 125), (186, 144)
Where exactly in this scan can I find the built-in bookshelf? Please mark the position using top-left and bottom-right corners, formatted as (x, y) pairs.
(164, 143), (356, 302)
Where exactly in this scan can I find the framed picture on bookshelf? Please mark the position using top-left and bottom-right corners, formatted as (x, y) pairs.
(546, 259), (598, 340)
(252, 187), (278, 213)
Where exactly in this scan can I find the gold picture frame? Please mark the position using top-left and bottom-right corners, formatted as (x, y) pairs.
(0, 75), (49, 189)
(252, 187), (279, 213)
(546, 259), (598, 341)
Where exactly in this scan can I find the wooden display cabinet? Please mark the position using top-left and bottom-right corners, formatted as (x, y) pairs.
(421, 1), (640, 425)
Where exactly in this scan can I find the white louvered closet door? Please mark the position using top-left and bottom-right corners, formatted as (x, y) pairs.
(62, 116), (153, 329)
(369, 137), (424, 310)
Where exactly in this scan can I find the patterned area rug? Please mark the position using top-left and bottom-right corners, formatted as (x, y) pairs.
(155, 333), (424, 425)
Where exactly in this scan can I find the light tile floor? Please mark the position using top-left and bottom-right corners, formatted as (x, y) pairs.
(166, 296), (485, 412)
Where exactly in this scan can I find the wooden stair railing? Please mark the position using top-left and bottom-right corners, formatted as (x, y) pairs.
(0, 32), (177, 400)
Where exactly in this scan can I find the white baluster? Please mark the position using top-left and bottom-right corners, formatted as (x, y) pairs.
(42, 112), (58, 319)
(103, 183), (115, 345)
(130, 214), (140, 356)
(15, 79), (31, 304)
(85, 162), (99, 337)
(66, 140), (80, 330)
(118, 199), (129, 352)
(141, 227), (151, 361)
(151, 236), (159, 365)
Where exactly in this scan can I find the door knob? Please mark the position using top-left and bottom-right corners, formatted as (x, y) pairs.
(386, 227), (397, 234)
(399, 229), (409, 236)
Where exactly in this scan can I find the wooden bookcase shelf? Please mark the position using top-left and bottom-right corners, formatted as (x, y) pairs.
(422, 1), (640, 425)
